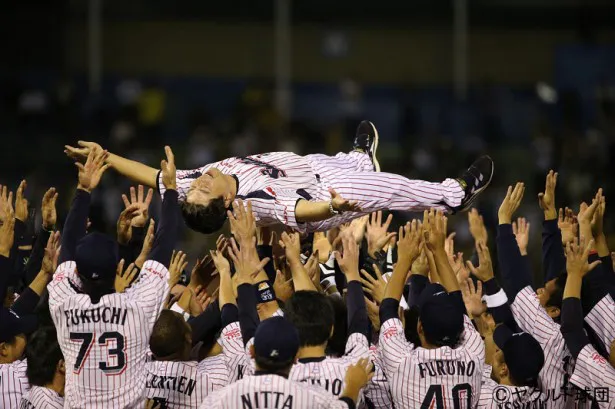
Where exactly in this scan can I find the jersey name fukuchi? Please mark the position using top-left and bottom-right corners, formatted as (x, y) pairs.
(48, 260), (170, 408)
(146, 360), (228, 408)
(289, 333), (370, 399)
(0, 359), (29, 408)
(198, 374), (351, 409)
(378, 315), (485, 409)
(19, 385), (64, 409)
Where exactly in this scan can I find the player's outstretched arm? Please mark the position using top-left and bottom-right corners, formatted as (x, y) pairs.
(65, 141), (159, 188)
(424, 210), (459, 293)
(340, 357), (374, 407)
(294, 188), (361, 223)
(60, 148), (110, 263)
(280, 231), (317, 292)
(538, 170), (567, 284)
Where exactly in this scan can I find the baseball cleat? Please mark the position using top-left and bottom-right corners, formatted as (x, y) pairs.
(353, 120), (380, 172)
(454, 155), (494, 212)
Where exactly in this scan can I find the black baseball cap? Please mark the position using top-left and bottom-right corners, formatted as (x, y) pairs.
(75, 232), (119, 281)
(254, 317), (300, 364)
(0, 307), (38, 343)
(494, 325), (544, 386)
(418, 283), (464, 346)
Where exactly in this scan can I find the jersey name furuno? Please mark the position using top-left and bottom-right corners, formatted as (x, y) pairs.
(19, 385), (64, 409)
(198, 374), (351, 409)
(48, 260), (170, 409)
(378, 316), (485, 409)
(0, 359), (29, 408)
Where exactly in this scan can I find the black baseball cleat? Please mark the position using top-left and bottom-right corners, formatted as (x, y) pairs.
(454, 155), (494, 212)
(353, 120), (380, 172)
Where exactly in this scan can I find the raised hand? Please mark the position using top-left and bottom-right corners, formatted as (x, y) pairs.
(116, 203), (141, 245)
(512, 217), (530, 256)
(334, 233), (360, 281)
(14, 180), (28, 222)
(115, 259), (139, 293)
(273, 270), (294, 302)
(578, 197), (600, 244)
(41, 231), (61, 276)
(329, 188), (361, 213)
(565, 236), (601, 278)
(468, 208), (488, 244)
(303, 250), (322, 290)
(0, 200), (15, 257)
(343, 357), (375, 400)
(77, 148), (110, 192)
(365, 297), (381, 331)
(179, 285), (211, 316)
(366, 211), (397, 257)
(411, 249), (429, 277)
(228, 199), (257, 245)
(228, 237), (270, 285)
(558, 208), (578, 245)
(423, 209), (446, 252)
(360, 264), (386, 304)
(41, 187), (58, 230)
(397, 219), (424, 267)
(312, 232), (332, 263)
(210, 249), (231, 277)
(279, 231), (302, 262)
(460, 278), (486, 318)
(64, 141), (103, 162)
(498, 182), (525, 225)
(591, 188), (606, 238)
(538, 170), (558, 219)
(466, 241), (494, 282)
(122, 185), (153, 228)
(169, 250), (188, 289)
(135, 219), (156, 268)
(0, 186), (12, 224)
(339, 215), (369, 245)
(160, 146), (177, 190)
(216, 234), (229, 256)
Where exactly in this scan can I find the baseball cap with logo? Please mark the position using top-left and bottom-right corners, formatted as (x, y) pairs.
(494, 324), (544, 386)
(0, 307), (38, 343)
(254, 316), (300, 364)
(418, 283), (464, 346)
(74, 232), (119, 281)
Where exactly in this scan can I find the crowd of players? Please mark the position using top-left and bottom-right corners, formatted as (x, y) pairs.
(1, 144), (615, 408)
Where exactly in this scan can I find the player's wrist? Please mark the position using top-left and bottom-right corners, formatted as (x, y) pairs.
(77, 184), (93, 193)
(544, 208), (557, 220)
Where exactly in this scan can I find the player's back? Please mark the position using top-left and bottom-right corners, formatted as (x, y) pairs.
(199, 374), (350, 409)
(19, 385), (64, 409)
(54, 291), (151, 408)
(146, 360), (226, 409)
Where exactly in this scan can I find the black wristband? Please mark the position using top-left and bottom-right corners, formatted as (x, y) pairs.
(255, 280), (276, 304)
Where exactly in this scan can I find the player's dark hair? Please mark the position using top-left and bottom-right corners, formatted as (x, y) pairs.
(284, 291), (335, 347)
(25, 327), (63, 386)
(404, 307), (422, 346)
(180, 199), (228, 234)
(80, 276), (114, 304)
(254, 355), (295, 373)
(326, 295), (348, 357)
(150, 310), (191, 360)
(546, 273), (567, 310)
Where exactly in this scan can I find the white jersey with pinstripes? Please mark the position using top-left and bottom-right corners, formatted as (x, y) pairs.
(569, 344), (615, 409)
(510, 286), (580, 408)
(378, 315), (485, 409)
(19, 385), (64, 409)
(48, 259), (170, 409)
(158, 151), (464, 232)
(198, 374), (352, 409)
(0, 359), (29, 408)
(289, 333), (369, 400)
(364, 345), (394, 409)
(218, 322), (255, 382)
(196, 353), (232, 387)
(477, 364), (547, 409)
(585, 293), (615, 353)
(145, 360), (227, 408)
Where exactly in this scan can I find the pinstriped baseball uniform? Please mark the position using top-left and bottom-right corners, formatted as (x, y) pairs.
(218, 322), (255, 381)
(477, 364), (547, 409)
(196, 353), (233, 387)
(569, 344), (615, 409)
(48, 259), (170, 409)
(364, 345), (394, 409)
(378, 315), (484, 409)
(0, 359), (29, 408)
(509, 287), (579, 408)
(585, 293), (615, 352)
(157, 151), (464, 232)
(145, 360), (227, 408)
(19, 385), (64, 409)
(198, 373), (352, 409)
(289, 333), (369, 400)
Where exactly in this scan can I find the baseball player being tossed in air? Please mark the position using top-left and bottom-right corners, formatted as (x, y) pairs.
(65, 121), (494, 234)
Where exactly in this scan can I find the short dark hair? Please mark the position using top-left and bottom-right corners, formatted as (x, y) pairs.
(254, 354), (295, 373)
(546, 273), (567, 310)
(26, 327), (63, 386)
(326, 295), (348, 357)
(404, 307), (421, 346)
(150, 310), (191, 358)
(284, 291), (334, 347)
(180, 199), (228, 234)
